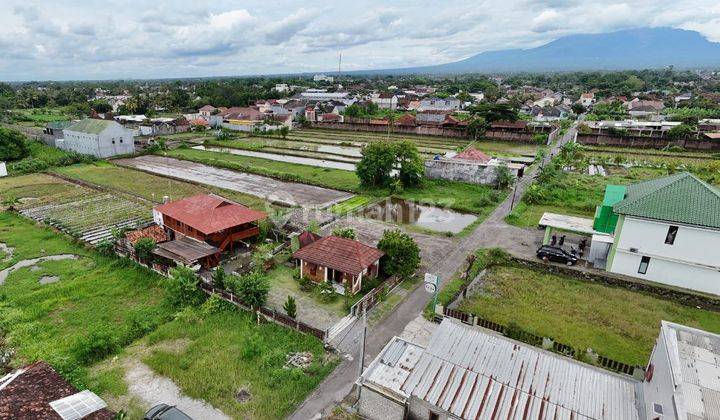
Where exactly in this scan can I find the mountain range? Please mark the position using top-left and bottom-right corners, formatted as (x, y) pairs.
(348, 27), (720, 74)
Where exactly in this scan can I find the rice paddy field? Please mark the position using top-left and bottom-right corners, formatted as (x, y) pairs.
(201, 128), (539, 171)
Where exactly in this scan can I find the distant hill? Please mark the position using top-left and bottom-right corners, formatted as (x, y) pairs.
(350, 27), (720, 74)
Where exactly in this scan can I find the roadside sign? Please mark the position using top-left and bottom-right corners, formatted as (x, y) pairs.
(424, 282), (437, 293)
(424, 273), (438, 286)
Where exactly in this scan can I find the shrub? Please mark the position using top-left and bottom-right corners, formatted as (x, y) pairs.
(71, 327), (119, 364)
(165, 266), (206, 307)
(493, 163), (513, 190)
(212, 267), (227, 290)
(298, 276), (312, 291)
(95, 239), (115, 256)
(332, 226), (356, 239)
(532, 133), (548, 144)
(283, 295), (297, 318)
(133, 237), (156, 262)
(0, 128), (29, 161)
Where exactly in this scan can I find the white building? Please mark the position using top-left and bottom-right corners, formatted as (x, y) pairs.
(642, 321), (720, 420)
(418, 97), (461, 111)
(273, 83), (289, 93)
(59, 119), (134, 158)
(533, 96), (557, 107)
(371, 93), (398, 110)
(579, 92), (595, 108)
(313, 74), (334, 83)
(607, 173), (720, 296)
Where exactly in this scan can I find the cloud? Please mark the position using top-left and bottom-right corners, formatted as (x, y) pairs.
(0, 0), (718, 80)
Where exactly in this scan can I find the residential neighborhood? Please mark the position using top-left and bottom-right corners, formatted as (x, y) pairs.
(2, 3), (720, 420)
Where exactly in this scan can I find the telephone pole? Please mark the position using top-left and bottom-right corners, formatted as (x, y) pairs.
(356, 305), (367, 399)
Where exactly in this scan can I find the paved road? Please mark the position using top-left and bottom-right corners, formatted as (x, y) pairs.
(114, 155), (353, 207)
(288, 127), (576, 419)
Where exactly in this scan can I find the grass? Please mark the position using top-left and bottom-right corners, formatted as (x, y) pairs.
(140, 307), (338, 419)
(7, 140), (97, 176)
(456, 264), (720, 365)
(0, 212), (173, 385)
(329, 196), (371, 214)
(10, 107), (71, 125)
(506, 166), (670, 228)
(267, 265), (349, 317)
(163, 148), (361, 191)
(53, 162), (271, 211)
(0, 173), (89, 209)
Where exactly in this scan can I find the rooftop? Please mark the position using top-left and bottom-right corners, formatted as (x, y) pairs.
(613, 172), (720, 230)
(361, 319), (639, 420)
(0, 361), (113, 420)
(153, 236), (220, 264)
(154, 194), (266, 235)
(659, 321), (720, 420)
(64, 118), (117, 135)
(453, 147), (491, 163)
(124, 224), (168, 246)
(292, 235), (383, 276)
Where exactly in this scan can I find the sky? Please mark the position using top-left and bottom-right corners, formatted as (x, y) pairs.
(1, 0), (720, 81)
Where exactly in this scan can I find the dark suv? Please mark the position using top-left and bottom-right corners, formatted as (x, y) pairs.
(144, 404), (193, 420)
(536, 245), (578, 265)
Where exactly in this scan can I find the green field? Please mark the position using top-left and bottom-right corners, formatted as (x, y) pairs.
(0, 212), (173, 384)
(54, 162), (271, 210)
(163, 148), (507, 215)
(0, 173), (89, 209)
(6, 140), (96, 176)
(457, 264), (720, 365)
(10, 107), (72, 125)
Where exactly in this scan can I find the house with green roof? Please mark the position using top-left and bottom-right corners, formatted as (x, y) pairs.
(59, 118), (134, 158)
(606, 172), (720, 296)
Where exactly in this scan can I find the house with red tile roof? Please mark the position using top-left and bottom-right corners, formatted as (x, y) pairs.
(152, 194), (267, 268)
(292, 235), (384, 294)
(453, 147), (491, 163)
(0, 361), (114, 420)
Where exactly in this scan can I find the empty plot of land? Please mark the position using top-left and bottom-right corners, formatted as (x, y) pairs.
(324, 217), (454, 270)
(115, 155), (353, 207)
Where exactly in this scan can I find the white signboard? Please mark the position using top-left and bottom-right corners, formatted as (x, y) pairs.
(424, 273), (438, 294)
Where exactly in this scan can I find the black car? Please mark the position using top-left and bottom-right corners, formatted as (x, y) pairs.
(144, 404), (193, 420)
(536, 245), (578, 265)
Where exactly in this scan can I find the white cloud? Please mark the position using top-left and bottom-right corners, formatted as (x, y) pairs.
(0, 0), (718, 80)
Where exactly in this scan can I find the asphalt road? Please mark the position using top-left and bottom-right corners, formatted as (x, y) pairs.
(288, 126), (575, 419)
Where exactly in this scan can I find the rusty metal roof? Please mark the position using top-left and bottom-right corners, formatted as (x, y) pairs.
(660, 321), (720, 420)
(362, 319), (640, 420)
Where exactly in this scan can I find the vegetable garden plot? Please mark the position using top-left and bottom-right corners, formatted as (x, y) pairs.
(20, 193), (152, 245)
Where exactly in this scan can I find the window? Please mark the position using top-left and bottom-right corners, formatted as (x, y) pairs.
(653, 403), (664, 415)
(638, 256), (651, 274)
(664, 226), (678, 245)
(428, 413), (439, 420)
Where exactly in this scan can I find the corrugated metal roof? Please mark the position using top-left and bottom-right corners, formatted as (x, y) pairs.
(364, 319), (639, 420)
(662, 321), (720, 420)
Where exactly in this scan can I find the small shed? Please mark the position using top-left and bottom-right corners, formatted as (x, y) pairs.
(152, 236), (221, 269)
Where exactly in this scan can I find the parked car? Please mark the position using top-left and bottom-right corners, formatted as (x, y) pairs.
(144, 404), (193, 420)
(536, 245), (578, 265)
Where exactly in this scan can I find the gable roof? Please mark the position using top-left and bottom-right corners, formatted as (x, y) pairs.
(64, 119), (117, 135)
(613, 172), (720, 229)
(292, 235), (384, 276)
(454, 147), (491, 163)
(297, 230), (322, 248)
(154, 194), (267, 235)
(0, 361), (114, 420)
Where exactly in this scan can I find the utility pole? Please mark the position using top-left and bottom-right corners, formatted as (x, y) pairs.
(356, 305), (367, 400)
(510, 180), (518, 211)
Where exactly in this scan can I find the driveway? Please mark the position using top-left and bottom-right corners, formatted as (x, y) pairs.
(114, 155), (353, 208)
(288, 125), (577, 420)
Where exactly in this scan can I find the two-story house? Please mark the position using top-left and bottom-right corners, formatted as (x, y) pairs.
(606, 173), (720, 295)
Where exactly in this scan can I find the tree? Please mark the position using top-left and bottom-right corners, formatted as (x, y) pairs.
(468, 103), (518, 122)
(394, 141), (424, 188)
(571, 103), (586, 115)
(165, 266), (205, 307)
(356, 141), (396, 187)
(667, 124), (694, 140)
(133, 237), (156, 262)
(279, 126), (289, 139)
(90, 100), (112, 114)
(283, 295), (297, 318)
(332, 226), (356, 239)
(377, 229), (420, 279)
(0, 128), (29, 161)
(494, 163), (513, 190)
(233, 271), (270, 309)
(465, 117), (487, 140)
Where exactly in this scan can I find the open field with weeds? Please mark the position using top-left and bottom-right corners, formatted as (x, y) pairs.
(0, 173), (89, 210)
(0, 212), (173, 386)
(507, 145), (720, 228)
(9, 107), (72, 125)
(457, 264), (720, 365)
(54, 162), (271, 210)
